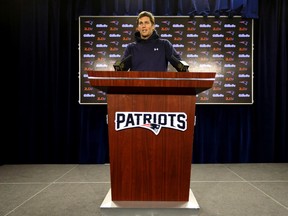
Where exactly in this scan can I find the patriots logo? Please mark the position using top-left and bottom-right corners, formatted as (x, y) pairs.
(115, 112), (187, 135)
(140, 123), (162, 135)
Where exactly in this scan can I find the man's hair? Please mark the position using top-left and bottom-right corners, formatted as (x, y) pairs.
(136, 11), (155, 25)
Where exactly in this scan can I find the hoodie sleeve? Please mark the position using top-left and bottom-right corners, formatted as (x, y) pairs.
(163, 39), (182, 60)
(163, 39), (185, 71)
(119, 44), (133, 71)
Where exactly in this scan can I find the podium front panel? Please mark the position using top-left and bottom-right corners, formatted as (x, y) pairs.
(107, 94), (196, 201)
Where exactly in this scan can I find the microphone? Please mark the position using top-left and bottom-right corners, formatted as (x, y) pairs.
(170, 55), (189, 72)
(113, 55), (132, 71)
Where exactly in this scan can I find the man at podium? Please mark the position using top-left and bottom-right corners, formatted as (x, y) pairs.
(93, 10), (216, 204)
(113, 11), (189, 72)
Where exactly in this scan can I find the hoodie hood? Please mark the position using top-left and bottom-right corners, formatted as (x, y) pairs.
(134, 30), (160, 43)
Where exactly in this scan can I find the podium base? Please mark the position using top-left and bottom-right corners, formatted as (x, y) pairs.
(100, 189), (200, 216)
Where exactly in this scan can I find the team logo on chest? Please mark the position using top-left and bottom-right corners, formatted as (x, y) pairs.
(115, 112), (187, 135)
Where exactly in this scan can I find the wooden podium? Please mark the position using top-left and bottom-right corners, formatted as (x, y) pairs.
(88, 71), (215, 203)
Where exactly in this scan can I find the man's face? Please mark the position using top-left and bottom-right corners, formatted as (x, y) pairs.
(137, 16), (155, 39)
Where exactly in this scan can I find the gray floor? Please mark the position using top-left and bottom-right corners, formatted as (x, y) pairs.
(0, 163), (287, 216)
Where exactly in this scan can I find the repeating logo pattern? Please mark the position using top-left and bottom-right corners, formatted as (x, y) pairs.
(79, 16), (253, 104)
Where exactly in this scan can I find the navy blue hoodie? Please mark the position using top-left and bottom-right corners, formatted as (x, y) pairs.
(122, 30), (182, 71)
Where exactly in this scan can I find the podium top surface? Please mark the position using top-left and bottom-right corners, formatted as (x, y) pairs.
(87, 71), (216, 95)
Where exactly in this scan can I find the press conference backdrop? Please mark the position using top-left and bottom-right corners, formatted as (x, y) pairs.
(79, 16), (254, 104)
